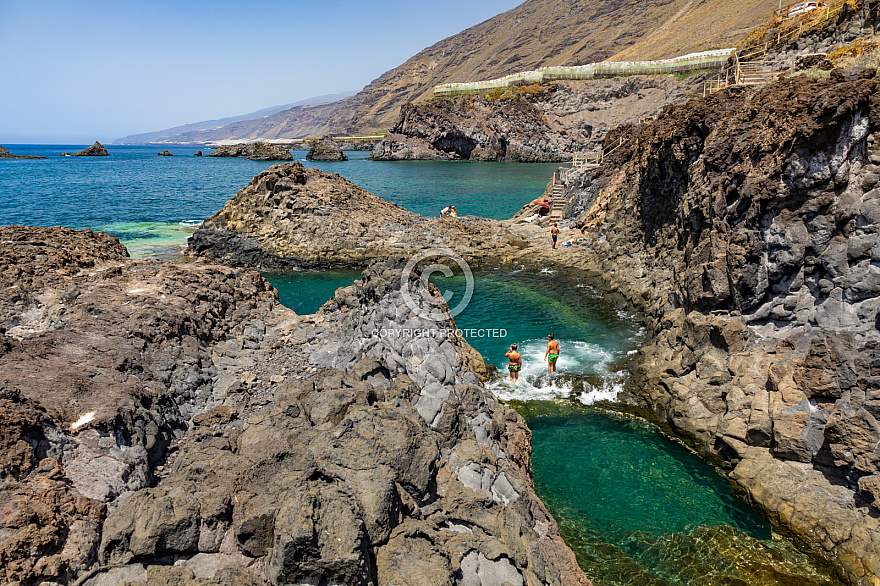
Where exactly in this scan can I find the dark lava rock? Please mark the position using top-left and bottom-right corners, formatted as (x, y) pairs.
(60, 141), (109, 157)
(194, 150), (203, 156)
(207, 142), (293, 161)
(187, 161), (520, 269)
(564, 73), (880, 583)
(0, 145), (47, 159)
(306, 136), (348, 161)
(157, 149), (173, 156)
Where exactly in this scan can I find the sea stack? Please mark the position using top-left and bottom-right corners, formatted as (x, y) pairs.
(207, 141), (293, 161)
(306, 136), (348, 161)
(194, 150), (203, 156)
(60, 141), (109, 156)
(157, 149), (173, 156)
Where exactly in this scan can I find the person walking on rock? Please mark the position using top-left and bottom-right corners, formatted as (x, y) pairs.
(545, 334), (560, 374)
(505, 343), (522, 382)
(551, 223), (560, 249)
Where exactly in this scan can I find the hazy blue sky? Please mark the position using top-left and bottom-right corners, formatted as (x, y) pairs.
(0, 0), (522, 144)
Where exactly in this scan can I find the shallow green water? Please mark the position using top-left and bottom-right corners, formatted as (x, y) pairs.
(265, 269), (844, 586)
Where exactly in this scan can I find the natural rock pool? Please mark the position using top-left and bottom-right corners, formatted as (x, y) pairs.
(267, 268), (844, 585)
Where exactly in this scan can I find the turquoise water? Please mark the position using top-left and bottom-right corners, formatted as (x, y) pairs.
(0, 145), (557, 257)
(265, 269), (842, 586)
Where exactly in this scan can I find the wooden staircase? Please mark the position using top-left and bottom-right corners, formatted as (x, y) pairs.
(547, 183), (566, 222)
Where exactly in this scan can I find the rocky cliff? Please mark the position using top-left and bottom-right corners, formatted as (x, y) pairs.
(207, 142), (293, 161)
(552, 69), (880, 583)
(0, 226), (588, 586)
(187, 162), (521, 269)
(371, 75), (705, 162)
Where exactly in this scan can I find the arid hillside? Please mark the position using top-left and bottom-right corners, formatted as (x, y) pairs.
(150, 0), (780, 143)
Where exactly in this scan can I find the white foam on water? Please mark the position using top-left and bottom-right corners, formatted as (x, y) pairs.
(488, 338), (625, 403)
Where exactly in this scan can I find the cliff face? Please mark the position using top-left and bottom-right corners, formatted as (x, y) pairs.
(0, 227), (589, 586)
(371, 75), (703, 162)
(187, 162), (521, 269)
(563, 71), (880, 583)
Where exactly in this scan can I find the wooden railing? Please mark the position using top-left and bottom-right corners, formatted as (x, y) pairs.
(571, 137), (627, 170)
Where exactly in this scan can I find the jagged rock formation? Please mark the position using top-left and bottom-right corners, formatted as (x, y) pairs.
(0, 227), (589, 586)
(558, 71), (880, 583)
(0, 226), (292, 585)
(187, 162), (521, 269)
(207, 142), (293, 161)
(157, 149), (173, 156)
(306, 137), (348, 161)
(60, 142), (109, 157)
(0, 146), (46, 159)
(371, 75), (705, 162)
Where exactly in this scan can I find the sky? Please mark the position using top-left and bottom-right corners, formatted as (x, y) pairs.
(0, 0), (523, 144)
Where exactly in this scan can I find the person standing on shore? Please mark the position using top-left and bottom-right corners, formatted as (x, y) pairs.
(505, 343), (522, 382)
(544, 334), (560, 374)
(551, 224), (560, 249)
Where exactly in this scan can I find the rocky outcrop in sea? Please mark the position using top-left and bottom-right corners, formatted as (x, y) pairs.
(207, 142), (293, 161)
(554, 71), (880, 583)
(306, 136), (348, 161)
(0, 226), (589, 586)
(60, 141), (109, 156)
(157, 149), (173, 156)
(0, 145), (47, 159)
(187, 161), (521, 269)
(194, 150), (203, 156)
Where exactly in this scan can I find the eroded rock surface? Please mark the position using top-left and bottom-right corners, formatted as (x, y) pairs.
(560, 73), (880, 583)
(0, 226), (294, 585)
(306, 137), (348, 161)
(187, 162), (522, 269)
(207, 142), (293, 161)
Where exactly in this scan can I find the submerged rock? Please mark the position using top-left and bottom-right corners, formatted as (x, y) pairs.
(187, 161), (522, 269)
(306, 136), (348, 161)
(60, 141), (109, 156)
(207, 141), (293, 161)
(0, 145), (47, 159)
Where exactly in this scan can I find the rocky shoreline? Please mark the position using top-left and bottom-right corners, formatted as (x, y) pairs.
(0, 226), (589, 585)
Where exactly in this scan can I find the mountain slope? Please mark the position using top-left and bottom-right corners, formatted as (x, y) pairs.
(114, 92), (354, 144)
(128, 0), (781, 143)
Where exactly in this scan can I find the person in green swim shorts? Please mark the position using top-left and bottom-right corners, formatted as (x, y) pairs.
(505, 343), (522, 382)
(544, 334), (560, 374)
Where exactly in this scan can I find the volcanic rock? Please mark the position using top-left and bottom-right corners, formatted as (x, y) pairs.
(60, 142), (109, 157)
(553, 73), (880, 583)
(306, 136), (348, 161)
(88, 258), (589, 586)
(194, 150), (203, 156)
(187, 161), (522, 269)
(0, 145), (47, 159)
(207, 142), (293, 161)
(157, 149), (173, 156)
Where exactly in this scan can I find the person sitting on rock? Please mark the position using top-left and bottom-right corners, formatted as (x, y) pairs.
(505, 343), (522, 382)
(441, 205), (458, 218)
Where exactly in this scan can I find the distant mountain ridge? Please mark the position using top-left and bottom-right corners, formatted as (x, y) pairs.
(113, 92), (355, 145)
(119, 0), (780, 144)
